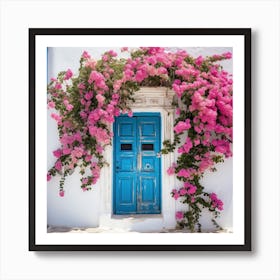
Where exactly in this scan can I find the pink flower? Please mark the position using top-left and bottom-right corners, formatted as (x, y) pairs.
(96, 94), (105, 106)
(103, 112), (114, 124)
(167, 166), (175, 175)
(63, 148), (71, 155)
(178, 138), (193, 154)
(223, 52), (232, 59)
(215, 145), (227, 154)
(48, 101), (55, 109)
(78, 83), (86, 90)
(64, 69), (73, 80)
(88, 109), (103, 123)
(217, 201), (224, 211)
(112, 93), (120, 101)
(96, 145), (103, 154)
(194, 155), (201, 161)
(85, 91), (93, 101)
(47, 173), (51, 181)
(53, 149), (62, 158)
(80, 111), (87, 119)
(85, 155), (92, 162)
(73, 132), (82, 143)
(135, 69), (148, 82)
(209, 193), (224, 211)
(194, 125), (202, 133)
(121, 47), (128, 52)
(147, 56), (157, 65)
(175, 67), (198, 80)
(89, 126), (111, 144)
(88, 71), (105, 86)
(113, 80), (123, 91)
(51, 113), (62, 123)
(177, 168), (196, 179)
(72, 147), (84, 158)
(175, 211), (184, 220)
(157, 67), (167, 75)
(59, 190), (64, 197)
(175, 108), (181, 115)
(55, 160), (62, 171)
(172, 81), (188, 97)
(179, 188), (187, 195)
(82, 178), (88, 184)
(210, 193), (217, 201)
(212, 54), (222, 60)
(102, 55), (108, 62)
(167, 163), (177, 175)
(212, 139), (231, 156)
(174, 119), (191, 134)
(177, 168), (191, 178)
(60, 134), (74, 145)
(195, 56), (204, 66)
(63, 100), (74, 111)
(85, 59), (97, 69)
(55, 83), (62, 90)
(184, 182), (197, 195)
(67, 104), (73, 111)
(106, 104), (115, 114)
(114, 108), (120, 117)
(210, 67), (218, 77)
(124, 69), (134, 79)
(91, 162), (101, 181)
(82, 51), (91, 59)
(128, 111), (133, 117)
(108, 50), (117, 57)
(172, 189), (179, 200)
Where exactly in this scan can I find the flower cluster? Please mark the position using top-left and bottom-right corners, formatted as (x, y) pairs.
(209, 193), (224, 211)
(47, 47), (232, 232)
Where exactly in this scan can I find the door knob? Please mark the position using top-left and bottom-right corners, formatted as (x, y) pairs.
(116, 161), (120, 170)
(156, 152), (161, 158)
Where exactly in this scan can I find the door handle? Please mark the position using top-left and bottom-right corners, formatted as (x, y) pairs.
(116, 161), (120, 171)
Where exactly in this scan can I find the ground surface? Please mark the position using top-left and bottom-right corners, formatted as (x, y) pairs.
(47, 226), (233, 234)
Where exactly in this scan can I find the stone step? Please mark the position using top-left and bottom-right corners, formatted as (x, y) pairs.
(99, 214), (165, 232)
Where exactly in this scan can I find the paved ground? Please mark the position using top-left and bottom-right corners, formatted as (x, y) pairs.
(47, 226), (233, 234)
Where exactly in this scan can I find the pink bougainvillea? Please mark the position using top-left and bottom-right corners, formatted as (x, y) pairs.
(47, 47), (233, 232)
(176, 211), (184, 220)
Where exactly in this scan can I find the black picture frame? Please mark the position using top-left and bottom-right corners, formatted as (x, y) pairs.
(29, 28), (251, 251)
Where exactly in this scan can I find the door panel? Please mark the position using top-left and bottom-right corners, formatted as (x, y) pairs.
(119, 177), (134, 203)
(114, 115), (161, 214)
(140, 177), (156, 202)
(115, 117), (137, 214)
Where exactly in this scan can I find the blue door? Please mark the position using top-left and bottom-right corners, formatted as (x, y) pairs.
(114, 114), (161, 214)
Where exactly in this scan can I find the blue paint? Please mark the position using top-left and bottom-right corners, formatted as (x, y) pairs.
(113, 113), (161, 214)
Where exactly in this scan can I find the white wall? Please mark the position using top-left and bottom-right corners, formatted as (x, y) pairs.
(47, 47), (233, 230)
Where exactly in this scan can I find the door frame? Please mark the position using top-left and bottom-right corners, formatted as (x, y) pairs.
(98, 88), (177, 230)
(112, 112), (162, 215)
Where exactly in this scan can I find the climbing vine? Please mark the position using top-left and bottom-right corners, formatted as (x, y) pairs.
(47, 47), (232, 232)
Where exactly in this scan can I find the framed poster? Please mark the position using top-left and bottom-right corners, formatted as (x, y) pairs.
(29, 28), (251, 251)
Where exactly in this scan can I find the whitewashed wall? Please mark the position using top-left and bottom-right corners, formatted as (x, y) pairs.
(47, 47), (233, 231)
